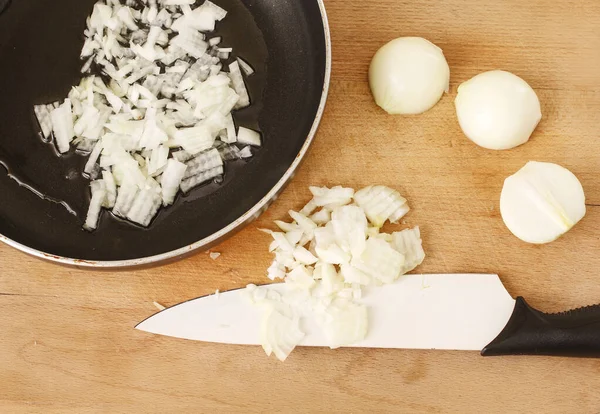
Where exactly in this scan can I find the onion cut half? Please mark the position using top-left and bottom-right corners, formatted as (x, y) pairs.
(500, 161), (586, 244)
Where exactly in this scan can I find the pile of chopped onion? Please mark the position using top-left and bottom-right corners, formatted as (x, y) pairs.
(244, 185), (426, 361)
(33, 0), (260, 230)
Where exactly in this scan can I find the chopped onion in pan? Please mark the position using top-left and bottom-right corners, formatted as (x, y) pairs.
(33, 0), (259, 230)
(180, 165), (224, 193)
(113, 180), (139, 219)
(102, 170), (117, 208)
(237, 57), (255, 76)
(51, 99), (75, 154)
(161, 158), (188, 206)
(34, 103), (58, 141)
(126, 182), (163, 227)
(237, 127), (262, 147)
(84, 180), (107, 231)
(238, 146), (253, 159)
(228, 61), (250, 109)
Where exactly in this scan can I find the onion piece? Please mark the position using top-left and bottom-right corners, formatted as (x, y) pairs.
(285, 229), (303, 246)
(84, 180), (107, 231)
(293, 246), (318, 265)
(33, 104), (55, 140)
(318, 262), (344, 295)
(315, 242), (351, 265)
(147, 145), (169, 176)
(274, 220), (301, 233)
(221, 114), (237, 143)
(236, 57), (255, 76)
(236, 127), (261, 147)
(126, 178), (162, 226)
(288, 210), (317, 237)
(228, 61), (250, 109)
(74, 105), (100, 137)
(315, 298), (368, 349)
(180, 165), (223, 193)
(309, 186), (354, 208)
(217, 144), (241, 161)
(161, 158), (187, 205)
(172, 149), (195, 163)
(113, 180), (140, 218)
(285, 265), (316, 290)
(201, 1), (227, 21)
(191, 7), (219, 31)
(354, 185), (409, 227)
(267, 260), (286, 281)
(81, 55), (95, 74)
(238, 146), (253, 159)
(171, 28), (208, 58)
(102, 170), (117, 208)
(51, 99), (75, 154)
(310, 209), (331, 225)
(261, 229), (295, 253)
(330, 205), (368, 257)
(116, 6), (138, 31)
(183, 148), (222, 178)
(260, 308), (305, 362)
(339, 264), (371, 285)
(84, 142), (104, 175)
(351, 237), (405, 284)
(173, 125), (215, 154)
(392, 227), (425, 273)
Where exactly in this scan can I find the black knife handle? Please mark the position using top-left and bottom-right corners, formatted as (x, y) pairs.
(482, 297), (600, 358)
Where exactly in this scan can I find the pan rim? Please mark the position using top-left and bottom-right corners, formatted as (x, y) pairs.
(0, 0), (332, 268)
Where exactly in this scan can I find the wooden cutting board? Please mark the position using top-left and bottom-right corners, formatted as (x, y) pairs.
(2, 0), (600, 412)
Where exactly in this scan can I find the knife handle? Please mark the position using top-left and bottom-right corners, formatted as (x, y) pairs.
(482, 297), (600, 358)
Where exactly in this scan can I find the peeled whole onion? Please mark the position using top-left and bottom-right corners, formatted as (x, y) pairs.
(455, 70), (542, 150)
(369, 37), (450, 115)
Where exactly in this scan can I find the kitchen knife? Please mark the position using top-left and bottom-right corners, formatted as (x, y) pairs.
(136, 274), (600, 357)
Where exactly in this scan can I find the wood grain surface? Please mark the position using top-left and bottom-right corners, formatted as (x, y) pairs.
(2, 0), (600, 412)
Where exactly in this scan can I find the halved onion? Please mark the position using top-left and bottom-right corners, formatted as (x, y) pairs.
(369, 37), (450, 115)
(500, 161), (586, 244)
(455, 70), (542, 150)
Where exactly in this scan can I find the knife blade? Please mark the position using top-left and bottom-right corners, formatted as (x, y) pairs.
(137, 272), (600, 357)
(136, 273), (517, 351)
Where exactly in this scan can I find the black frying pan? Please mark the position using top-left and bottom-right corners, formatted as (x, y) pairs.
(0, 0), (330, 266)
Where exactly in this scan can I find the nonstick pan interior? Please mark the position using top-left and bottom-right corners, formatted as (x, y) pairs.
(0, 0), (329, 265)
